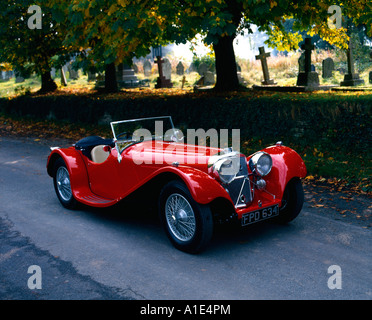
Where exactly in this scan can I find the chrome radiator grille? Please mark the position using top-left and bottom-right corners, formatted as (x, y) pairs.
(225, 156), (252, 208)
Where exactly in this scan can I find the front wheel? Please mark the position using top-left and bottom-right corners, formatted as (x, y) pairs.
(159, 180), (213, 253)
(53, 157), (77, 209)
(273, 178), (304, 224)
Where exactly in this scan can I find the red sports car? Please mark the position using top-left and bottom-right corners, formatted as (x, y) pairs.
(47, 116), (306, 253)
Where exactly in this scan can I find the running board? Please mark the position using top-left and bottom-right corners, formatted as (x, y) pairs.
(73, 187), (118, 207)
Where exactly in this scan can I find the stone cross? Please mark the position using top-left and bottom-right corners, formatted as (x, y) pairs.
(296, 37), (319, 87)
(301, 38), (314, 74)
(155, 56), (172, 88)
(340, 37), (365, 86)
(255, 46), (275, 85)
(155, 56), (164, 78)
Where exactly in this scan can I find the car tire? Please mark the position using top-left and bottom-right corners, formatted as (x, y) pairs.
(273, 178), (304, 224)
(53, 157), (77, 209)
(159, 180), (213, 253)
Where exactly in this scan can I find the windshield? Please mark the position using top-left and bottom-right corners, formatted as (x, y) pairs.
(110, 116), (177, 153)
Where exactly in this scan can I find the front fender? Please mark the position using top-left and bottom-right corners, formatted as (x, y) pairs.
(150, 166), (232, 205)
(249, 145), (307, 199)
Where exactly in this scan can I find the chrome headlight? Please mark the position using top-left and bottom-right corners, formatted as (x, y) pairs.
(208, 152), (240, 185)
(249, 152), (272, 177)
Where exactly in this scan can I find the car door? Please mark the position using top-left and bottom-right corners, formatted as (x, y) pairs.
(86, 147), (139, 200)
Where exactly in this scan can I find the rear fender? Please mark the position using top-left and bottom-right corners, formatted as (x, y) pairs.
(47, 147), (90, 199)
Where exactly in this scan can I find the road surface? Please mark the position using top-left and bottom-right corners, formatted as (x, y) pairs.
(0, 136), (371, 300)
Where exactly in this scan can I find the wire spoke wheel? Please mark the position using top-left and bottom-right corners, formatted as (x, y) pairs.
(165, 193), (196, 242)
(56, 166), (72, 202)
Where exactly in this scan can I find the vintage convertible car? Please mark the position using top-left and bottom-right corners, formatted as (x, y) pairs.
(47, 116), (306, 253)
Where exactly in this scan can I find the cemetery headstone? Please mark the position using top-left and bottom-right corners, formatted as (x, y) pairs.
(198, 63), (208, 76)
(340, 37), (365, 86)
(15, 70), (25, 83)
(296, 37), (319, 87)
(143, 60), (152, 76)
(176, 61), (184, 75)
(87, 71), (96, 82)
(203, 71), (215, 85)
(117, 63), (139, 87)
(162, 58), (172, 80)
(255, 46), (276, 85)
(322, 58), (334, 78)
(2, 71), (9, 81)
(67, 64), (79, 80)
(51, 68), (56, 78)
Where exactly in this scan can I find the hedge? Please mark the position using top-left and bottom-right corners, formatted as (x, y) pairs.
(0, 93), (371, 154)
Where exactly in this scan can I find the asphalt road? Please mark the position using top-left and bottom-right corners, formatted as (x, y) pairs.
(0, 136), (371, 300)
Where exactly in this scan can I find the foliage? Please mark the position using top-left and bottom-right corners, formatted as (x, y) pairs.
(0, 1), (72, 77)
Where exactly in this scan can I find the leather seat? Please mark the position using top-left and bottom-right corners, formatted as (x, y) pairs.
(91, 145), (110, 163)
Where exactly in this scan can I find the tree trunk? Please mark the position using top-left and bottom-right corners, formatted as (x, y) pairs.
(40, 71), (57, 93)
(105, 62), (118, 93)
(213, 35), (240, 92)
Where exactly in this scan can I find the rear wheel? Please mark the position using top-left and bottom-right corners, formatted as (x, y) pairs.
(159, 180), (213, 253)
(53, 157), (77, 209)
(273, 178), (304, 224)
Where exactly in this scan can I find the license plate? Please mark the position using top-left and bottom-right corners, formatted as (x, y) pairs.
(241, 204), (279, 226)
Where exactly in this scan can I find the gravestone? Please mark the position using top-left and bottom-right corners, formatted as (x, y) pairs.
(296, 37), (319, 87)
(198, 63), (208, 76)
(176, 61), (184, 75)
(143, 60), (152, 76)
(162, 58), (172, 80)
(340, 37), (365, 86)
(154, 56), (172, 88)
(67, 64), (79, 80)
(322, 58), (334, 78)
(117, 63), (139, 87)
(51, 68), (56, 78)
(15, 71), (24, 83)
(203, 71), (215, 85)
(87, 71), (96, 82)
(255, 46), (276, 85)
(2, 71), (10, 81)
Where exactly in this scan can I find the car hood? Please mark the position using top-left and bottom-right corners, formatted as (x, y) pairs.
(129, 140), (222, 173)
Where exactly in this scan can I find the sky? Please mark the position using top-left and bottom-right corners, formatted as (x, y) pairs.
(171, 26), (271, 62)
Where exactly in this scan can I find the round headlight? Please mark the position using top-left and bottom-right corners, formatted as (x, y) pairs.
(249, 152), (272, 176)
(213, 156), (240, 184)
